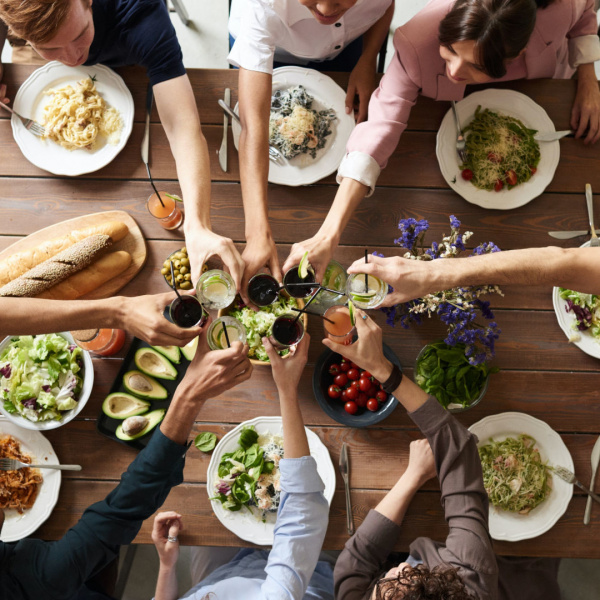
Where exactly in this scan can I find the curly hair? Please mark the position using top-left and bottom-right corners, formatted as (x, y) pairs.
(0, 0), (89, 45)
(373, 564), (477, 600)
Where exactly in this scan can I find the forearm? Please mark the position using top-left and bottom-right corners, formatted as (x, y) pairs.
(279, 391), (310, 459)
(154, 565), (178, 600)
(360, 1), (394, 62)
(374, 472), (420, 525)
(160, 384), (201, 445)
(577, 62), (598, 86)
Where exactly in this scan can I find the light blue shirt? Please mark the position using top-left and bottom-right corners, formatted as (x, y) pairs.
(180, 456), (333, 600)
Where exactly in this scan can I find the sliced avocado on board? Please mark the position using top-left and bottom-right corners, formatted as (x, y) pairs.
(116, 409), (166, 441)
(123, 370), (168, 400)
(102, 393), (150, 419)
(134, 347), (177, 380)
(181, 337), (198, 361)
(151, 345), (181, 364)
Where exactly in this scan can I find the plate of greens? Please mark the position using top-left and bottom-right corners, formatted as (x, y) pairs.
(469, 412), (573, 541)
(436, 89), (559, 210)
(206, 416), (336, 545)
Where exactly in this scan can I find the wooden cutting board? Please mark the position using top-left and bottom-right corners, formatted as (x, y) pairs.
(0, 210), (146, 300)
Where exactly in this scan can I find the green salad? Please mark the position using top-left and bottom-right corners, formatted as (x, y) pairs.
(479, 434), (551, 514)
(229, 296), (299, 361)
(1, 334), (84, 422)
(559, 288), (600, 339)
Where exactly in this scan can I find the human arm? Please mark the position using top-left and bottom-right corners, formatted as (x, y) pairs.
(346, 246), (600, 306)
(346, 1), (395, 123)
(152, 511), (183, 600)
(153, 75), (245, 287)
(0, 20), (8, 104)
(237, 67), (281, 305)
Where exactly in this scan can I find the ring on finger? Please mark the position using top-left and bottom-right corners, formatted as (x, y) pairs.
(167, 536), (178, 543)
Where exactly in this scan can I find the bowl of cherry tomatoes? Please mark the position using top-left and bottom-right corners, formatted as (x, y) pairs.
(312, 344), (401, 427)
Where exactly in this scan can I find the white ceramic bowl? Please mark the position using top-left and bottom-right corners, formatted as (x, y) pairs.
(0, 332), (94, 430)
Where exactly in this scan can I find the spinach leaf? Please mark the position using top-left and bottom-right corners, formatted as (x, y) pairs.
(194, 431), (217, 453)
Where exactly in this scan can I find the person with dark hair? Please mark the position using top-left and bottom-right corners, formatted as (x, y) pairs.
(283, 0), (600, 283)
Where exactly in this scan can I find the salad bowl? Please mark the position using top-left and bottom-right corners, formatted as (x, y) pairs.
(0, 332), (94, 430)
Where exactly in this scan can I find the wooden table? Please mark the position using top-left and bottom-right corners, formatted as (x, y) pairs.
(1, 65), (600, 558)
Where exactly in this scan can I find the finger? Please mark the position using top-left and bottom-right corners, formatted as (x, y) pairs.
(269, 254), (283, 284)
(295, 331), (310, 362)
(570, 102), (581, 132)
(168, 521), (180, 539)
(322, 337), (352, 358)
(345, 84), (356, 116)
(347, 255), (386, 274)
(282, 247), (302, 274)
(356, 94), (369, 124)
(155, 510), (181, 525)
(262, 336), (280, 363)
(575, 108), (589, 139)
(585, 114), (599, 145)
(314, 261), (328, 286)
(224, 251), (245, 295)
(235, 360), (253, 381)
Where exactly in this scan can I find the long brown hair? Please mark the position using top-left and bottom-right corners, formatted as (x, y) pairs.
(438, 0), (553, 79)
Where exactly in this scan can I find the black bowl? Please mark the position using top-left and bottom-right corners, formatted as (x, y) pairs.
(312, 344), (401, 428)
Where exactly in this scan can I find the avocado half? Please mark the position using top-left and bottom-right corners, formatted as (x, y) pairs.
(123, 370), (168, 400)
(151, 345), (181, 364)
(116, 409), (166, 441)
(134, 348), (177, 380)
(181, 337), (198, 361)
(102, 392), (150, 419)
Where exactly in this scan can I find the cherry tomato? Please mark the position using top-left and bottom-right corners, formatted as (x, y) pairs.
(328, 364), (341, 376)
(346, 386), (359, 401)
(505, 169), (517, 186)
(350, 380), (361, 391)
(529, 166), (537, 175)
(494, 179), (504, 192)
(461, 168), (474, 181)
(350, 362), (359, 369)
(487, 152), (502, 164)
(368, 384), (379, 398)
(359, 378), (372, 392)
(376, 390), (388, 402)
(328, 385), (341, 399)
(340, 362), (351, 372)
(362, 371), (372, 379)
(344, 401), (358, 415)
(334, 373), (349, 387)
(341, 389), (349, 402)
(356, 392), (369, 408)
(372, 378), (380, 387)
(347, 368), (360, 381)
(367, 398), (379, 412)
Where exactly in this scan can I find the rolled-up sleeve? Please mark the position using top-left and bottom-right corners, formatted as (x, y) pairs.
(337, 28), (421, 195)
(261, 456), (329, 599)
(567, 0), (600, 67)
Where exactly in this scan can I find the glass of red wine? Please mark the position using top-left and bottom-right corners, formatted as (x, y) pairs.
(269, 313), (305, 350)
(247, 273), (280, 306)
(283, 266), (318, 298)
(168, 295), (208, 328)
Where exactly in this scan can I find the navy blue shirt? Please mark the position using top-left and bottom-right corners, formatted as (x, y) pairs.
(85, 0), (186, 86)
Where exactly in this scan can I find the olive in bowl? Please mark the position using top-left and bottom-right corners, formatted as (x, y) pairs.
(162, 247), (207, 290)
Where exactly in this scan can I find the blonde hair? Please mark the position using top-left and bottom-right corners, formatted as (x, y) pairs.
(0, 0), (88, 44)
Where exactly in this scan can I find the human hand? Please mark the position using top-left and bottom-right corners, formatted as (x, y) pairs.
(347, 254), (435, 306)
(571, 69), (600, 145)
(184, 225), (245, 289)
(322, 308), (393, 383)
(403, 439), (436, 487)
(118, 292), (206, 346)
(263, 332), (310, 398)
(0, 508), (4, 533)
(282, 235), (336, 285)
(152, 511), (182, 569)
(346, 57), (377, 124)
(0, 62), (9, 105)
(240, 233), (282, 307)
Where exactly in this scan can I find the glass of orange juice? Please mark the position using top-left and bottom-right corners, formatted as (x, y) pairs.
(147, 191), (184, 230)
(323, 305), (356, 346)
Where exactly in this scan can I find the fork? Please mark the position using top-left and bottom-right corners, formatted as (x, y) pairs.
(450, 101), (467, 164)
(585, 184), (600, 248)
(0, 101), (46, 137)
(552, 465), (600, 505)
(0, 458), (82, 471)
(217, 99), (285, 165)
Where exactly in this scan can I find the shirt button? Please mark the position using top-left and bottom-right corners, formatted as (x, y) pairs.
(335, 45), (341, 49)
(335, 23), (341, 27)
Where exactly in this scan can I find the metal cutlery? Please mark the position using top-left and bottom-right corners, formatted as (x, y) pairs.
(548, 229), (600, 240)
(0, 100), (46, 137)
(585, 184), (599, 247)
(217, 99), (285, 165)
(339, 442), (354, 536)
(552, 465), (600, 505)
(218, 88), (230, 172)
(584, 434), (600, 524)
(0, 458), (82, 471)
(534, 130), (573, 142)
(450, 101), (467, 163)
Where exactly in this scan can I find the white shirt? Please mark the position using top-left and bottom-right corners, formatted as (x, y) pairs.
(228, 0), (393, 74)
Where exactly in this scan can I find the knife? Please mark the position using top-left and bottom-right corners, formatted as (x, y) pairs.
(218, 88), (230, 173)
(534, 130), (573, 142)
(584, 434), (600, 524)
(141, 82), (153, 166)
(340, 442), (354, 536)
(548, 229), (600, 239)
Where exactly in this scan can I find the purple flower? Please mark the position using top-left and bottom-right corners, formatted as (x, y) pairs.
(0, 364), (11, 379)
(395, 218), (429, 251)
(471, 242), (502, 256)
(450, 215), (461, 230)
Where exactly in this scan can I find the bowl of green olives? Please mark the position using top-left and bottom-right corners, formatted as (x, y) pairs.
(162, 247), (207, 290)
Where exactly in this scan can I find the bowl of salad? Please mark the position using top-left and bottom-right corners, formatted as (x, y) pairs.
(218, 295), (308, 366)
(0, 332), (94, 430)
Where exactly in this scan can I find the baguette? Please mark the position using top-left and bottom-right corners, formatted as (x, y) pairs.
(0, 235), (113, 297)
(0, 220), (128, 285)
(37, 251), (132, 300)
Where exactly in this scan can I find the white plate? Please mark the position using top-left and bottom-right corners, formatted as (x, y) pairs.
(232, 66), (355, 186)
(552, 241), (600, 358)
(207, 416), (336, 545)
(436, 89), (560, 210)
(12, 62), (134, 176)
(0, 421), (61, 542)
(0, 332), (94, 430)
(469, 412), (574, 542)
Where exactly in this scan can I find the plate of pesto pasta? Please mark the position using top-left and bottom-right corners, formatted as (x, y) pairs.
(469, 412), (573, 541)
(436, 89), (560, 210)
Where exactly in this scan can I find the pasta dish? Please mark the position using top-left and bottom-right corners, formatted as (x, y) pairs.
(42, 77), (122, 150)
(0, 435), (42, 514)
(269, 85), (335, 159)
